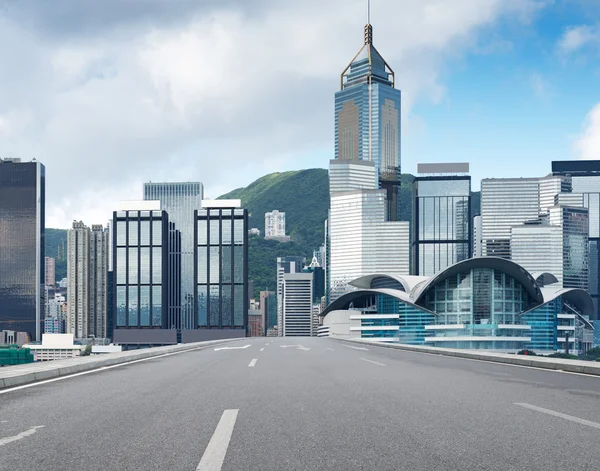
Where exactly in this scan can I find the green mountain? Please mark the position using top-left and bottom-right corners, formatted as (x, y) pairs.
(44, 169), (481, 298)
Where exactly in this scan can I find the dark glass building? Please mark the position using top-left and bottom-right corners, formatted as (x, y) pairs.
(192, 201), (248, 341)
(112, 206), (176, 347)
(0, 158), (45, 341)
(412, 164), (471, 276)
(552, 160), (600, 319)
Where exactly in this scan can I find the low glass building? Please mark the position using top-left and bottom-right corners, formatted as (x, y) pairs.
(321, 257), (595, 354)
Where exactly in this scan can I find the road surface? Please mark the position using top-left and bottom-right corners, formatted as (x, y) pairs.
(2, 337), (600, 470)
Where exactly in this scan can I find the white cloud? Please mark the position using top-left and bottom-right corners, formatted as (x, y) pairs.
(530, 72), (549, 98)
(0, 0), (548, 228)
(557, 24), (600, 55)
(575, 103), (600, 160)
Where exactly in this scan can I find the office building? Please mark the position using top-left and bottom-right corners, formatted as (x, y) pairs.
(473, 215), (482, 257)
(112, 201), (174, 347)
(412, 163), (471, 276)
(90, 225), (109, 338)
(552, 160), (600, 320)
(248, 309), (263, 337)
(23, 333), (83, 361)
(193, 200), (248, 341)
(265, 210), (288, 240)
(260, 290), (277, 335)
(0, 158), (45, 342)
(67, 221), (91, 338)
(282, 273), (314, 337)
(328, 160), (409, 302)
(277, 256), (307, 335)
(45, 257), (56, 287)
(321, 257), (594, 354)
(335, 22), (401, 221)
(144, 182), (204, 330)
(44, 316), (66, 334)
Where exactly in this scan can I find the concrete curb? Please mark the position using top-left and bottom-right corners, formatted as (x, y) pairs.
(335, 338), (600, 377)
(0, 338), (238, 391)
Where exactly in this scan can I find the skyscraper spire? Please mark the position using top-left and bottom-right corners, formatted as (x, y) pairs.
(365, 0), (373, 44)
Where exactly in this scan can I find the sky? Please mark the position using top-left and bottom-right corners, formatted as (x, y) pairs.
(0, 0), (599, 229)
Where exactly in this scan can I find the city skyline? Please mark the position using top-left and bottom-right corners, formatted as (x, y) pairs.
(0, 1), (598, 228)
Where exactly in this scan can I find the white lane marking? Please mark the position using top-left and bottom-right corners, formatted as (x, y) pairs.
(0, 426), (44, 447)
(326, 348), (334, 351)
(260, 348), (264, 352)
(515, 403), (600, 430)
(248, 359), (258, 367)
(214, 345), (251, 351)
(0, 342), (234, 395)
(359, 357), (386, 367)
(196, 409), (239, 471)
(342, 345), (369, 351)
(280, 345), (311, 351)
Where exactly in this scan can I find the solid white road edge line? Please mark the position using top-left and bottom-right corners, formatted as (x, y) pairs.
(0, 342), (233, 395)
(359, 358), (386, 367)
(515, 403), (600, 430)
(248, 359), (258, 367)
(196, 409), (239, 471)
(0, 426), (45, 447)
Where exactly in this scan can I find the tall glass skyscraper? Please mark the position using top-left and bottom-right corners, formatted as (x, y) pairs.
(0, 158), (45, 342)
(412, 163), (472, 276)
(335, 23), (401, 221)
(552, 160), (600, 319)
(144, 182), (204, 330)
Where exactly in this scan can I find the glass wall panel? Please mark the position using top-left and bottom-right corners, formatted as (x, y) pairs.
(128, 247), (138, 284)
(234, 219), (244, 244)
(209, 285), (220, 326)
(198, 285), (208, 327)
(128, 220), (138, 245)
(117, 220), (126, 246)
(233, 246), (244, 283)
(210, 247), (220, 283)
(234, 285), (244, 327)
(197, 248), (208, 283)
(221, 246), (232, 283)
(151, 285), (162, 326)
(197, 220), (207, 245)
(116, 248), (127, 284)
(140, 220), (150, 245)
(210, 220), (220, 246)
(128, 286), (138, 326)
(140, 247), (150, 284)
(222, 284), (232, 327)
(117, 286), (126, 326)
(152, 220), (162, 246)
(221, 219), (232, 245)
(140, 286), (150, 326)
(152, 247), (162, 284)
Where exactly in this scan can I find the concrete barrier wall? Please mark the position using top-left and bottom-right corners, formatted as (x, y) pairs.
(335, 337), (600, 377)
(0, 338), (238, 391)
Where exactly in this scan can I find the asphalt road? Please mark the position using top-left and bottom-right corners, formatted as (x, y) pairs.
(2, 337), (600, 471)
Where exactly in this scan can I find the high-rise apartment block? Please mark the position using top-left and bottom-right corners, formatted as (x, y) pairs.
(112, 201), (172, 346)
(265, 210), (287, 240)
(45, 257), (56, 287)
(277, 256), (306, 335)
(0, 158), (45, 341)
(335, 23), (401, 221)
(144, 182), (204, 330)
(412, 163), (471, 276)
(67, 221), (109, 339)
(67, 221), (90, 338)
(282, 273), (314, 337)
(193, 200), (248, 340)
(328, 160), (409, 302)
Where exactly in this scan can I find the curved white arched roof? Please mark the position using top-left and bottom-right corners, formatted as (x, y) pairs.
(530, 272), (560, 287)
(349, 274), (429, 292)
(321, 288), (434, 317)
(411, 257), (544, 304)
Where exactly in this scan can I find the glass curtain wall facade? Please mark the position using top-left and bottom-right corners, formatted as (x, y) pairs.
(0, 159), (45, 341)
(335, 24), (401, 221)
(143, 182), (203, 330)
(412, 176), (471, 275)
(194, 207), (248, 332)
(552, 161), (600, 319)
(113, 210), (168, 330)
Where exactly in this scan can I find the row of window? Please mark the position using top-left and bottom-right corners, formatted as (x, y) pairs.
(197, 285), (245, 327)
(115, 285), (162, 327)
(116, 219), (163, 247)
(116, 247), (162, 285)
(197, 219), (245, 245)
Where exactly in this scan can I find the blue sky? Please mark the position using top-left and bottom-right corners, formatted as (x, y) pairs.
(1, 0), (599, 226)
